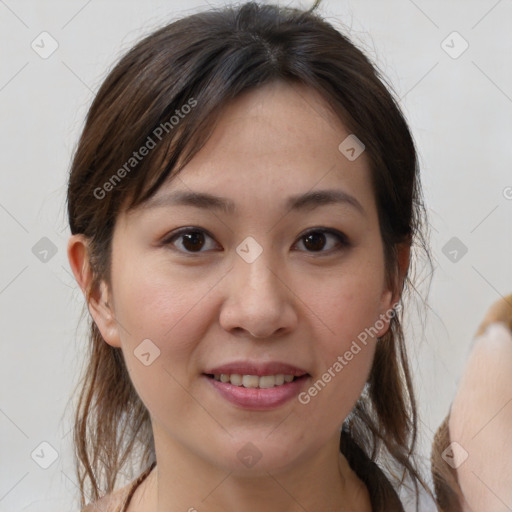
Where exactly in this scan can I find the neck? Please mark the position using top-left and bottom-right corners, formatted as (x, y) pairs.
(137, 423), (371, 512)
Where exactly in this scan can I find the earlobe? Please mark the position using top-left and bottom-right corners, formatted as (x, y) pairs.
(67, 234), (121, 348)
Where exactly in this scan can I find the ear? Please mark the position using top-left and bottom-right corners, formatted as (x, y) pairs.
(375, 242), (411, 337)
(67, 234), (121, 348)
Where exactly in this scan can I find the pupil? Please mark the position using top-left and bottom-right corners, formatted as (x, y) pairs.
(304, 232), (325, 251)
(183, 232), (204, 251)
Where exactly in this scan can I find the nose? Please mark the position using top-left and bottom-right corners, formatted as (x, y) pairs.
(218, 249), (298, 339)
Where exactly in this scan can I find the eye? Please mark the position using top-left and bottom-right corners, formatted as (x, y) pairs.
(294, 228), (349, 253)
(163, 227), (220, 253)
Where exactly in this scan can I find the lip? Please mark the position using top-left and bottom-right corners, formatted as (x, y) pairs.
(203, 374), (310, 410)
(203, 361), (309, 377)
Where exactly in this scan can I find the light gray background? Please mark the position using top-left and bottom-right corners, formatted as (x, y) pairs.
(1, 0), (511, 511)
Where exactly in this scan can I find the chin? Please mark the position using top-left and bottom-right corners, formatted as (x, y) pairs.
(216, 438), (303, 476)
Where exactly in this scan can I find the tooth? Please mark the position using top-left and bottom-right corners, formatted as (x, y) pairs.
(212, 373), (299, 387)
(230, 374), (242, 386)
(242, 375), (259, 388)
(259, 375), (276, 388)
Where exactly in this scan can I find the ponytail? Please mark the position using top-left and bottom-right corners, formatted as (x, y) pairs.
(340, 426), (405, 512)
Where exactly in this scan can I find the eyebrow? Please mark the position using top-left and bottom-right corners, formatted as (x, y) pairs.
(143, 189), (366, 217)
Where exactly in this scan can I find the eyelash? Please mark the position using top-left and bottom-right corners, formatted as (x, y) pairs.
(161, 227), (350, 255)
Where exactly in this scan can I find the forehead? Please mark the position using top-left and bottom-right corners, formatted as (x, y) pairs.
(135, 81), (376, 219)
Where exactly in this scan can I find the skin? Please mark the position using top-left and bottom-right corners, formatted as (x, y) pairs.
(68, 81), (410, 512)
(449, 295), (512, 512)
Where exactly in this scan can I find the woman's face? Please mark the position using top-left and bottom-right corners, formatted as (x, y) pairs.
(77, 81), (400, 475)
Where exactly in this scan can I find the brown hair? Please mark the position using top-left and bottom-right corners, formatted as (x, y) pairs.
(430, 412), (466, 511)
(67, 1), (439, 510)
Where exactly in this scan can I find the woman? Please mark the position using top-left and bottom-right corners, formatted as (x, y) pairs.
(66, 1), (436, 510)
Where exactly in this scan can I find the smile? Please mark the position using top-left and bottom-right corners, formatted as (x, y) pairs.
(203, 373), (309, 410)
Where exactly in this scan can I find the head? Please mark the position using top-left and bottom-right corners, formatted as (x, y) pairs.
(67, 1), (433, 509)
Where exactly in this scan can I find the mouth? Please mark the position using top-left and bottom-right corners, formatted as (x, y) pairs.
(202, 370), (310, 410)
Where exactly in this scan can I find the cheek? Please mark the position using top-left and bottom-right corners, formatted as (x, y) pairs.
(309, 268), (385, 353)
(113, 262), (215, 346)
(113, 271), (212, 421)
(110, 264), (217, 411)
(297, 266), (383, 410)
